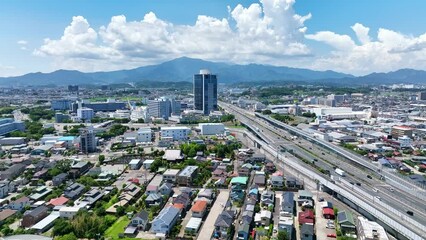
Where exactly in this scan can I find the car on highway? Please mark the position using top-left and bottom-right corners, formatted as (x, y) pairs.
(356, 182), (361, 186)
(322, 152), (325, 155)
(367, 175), (372, 179)
(389, 187), (394, 192)
(406, 210), (414, 216)
(327, 233), (337, 238)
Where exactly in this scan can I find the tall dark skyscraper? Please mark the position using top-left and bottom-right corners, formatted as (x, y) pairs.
(193, 69), (218, 115)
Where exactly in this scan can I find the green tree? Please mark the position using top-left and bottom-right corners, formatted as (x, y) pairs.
(277, 231), (288, 240)
(98, 154), (105, 164)
(52, 218), (74, 236)
(55, 233), (78, 240)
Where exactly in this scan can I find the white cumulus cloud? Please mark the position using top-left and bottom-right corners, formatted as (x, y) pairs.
(34, 0), (312, 72)
(306, 25), (426, 75)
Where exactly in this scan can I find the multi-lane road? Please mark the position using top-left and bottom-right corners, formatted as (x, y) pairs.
(219, 102), (426, 233)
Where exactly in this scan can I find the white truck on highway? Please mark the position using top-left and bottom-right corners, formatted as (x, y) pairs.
(335, 168), (345, 177)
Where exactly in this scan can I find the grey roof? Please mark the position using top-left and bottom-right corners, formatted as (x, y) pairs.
(133, 210), (149, 221)
(153, 206), (180, 225)
(214, 210), (235, 228)
(238, 223), (250, 233)
(72, 161), (90, 169)
(146, 193), (162, 201)
(300, 223), (314, 235)
(178, 165), (198, 177)
(270, 175), (283, 182)
(24, 205), (48, 217)
(282, 192), (294, 206)
(53, 173), (67, 179)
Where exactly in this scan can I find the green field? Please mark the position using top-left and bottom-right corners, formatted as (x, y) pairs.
(104, 216), (132, 240)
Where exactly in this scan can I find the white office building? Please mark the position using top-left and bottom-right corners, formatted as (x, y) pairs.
(77, 107), (94, 121)
(137, 127), (153, 143)
(160, 126), (190, 140)
(199, 123), (225, 135)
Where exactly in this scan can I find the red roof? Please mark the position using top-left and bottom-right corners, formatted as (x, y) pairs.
(298, 210), (315, 224)
(173, 203), (185, 209)
(191, 200), (208, 212)
(49, 196), (69, 206)
(322, 208), (334, 216)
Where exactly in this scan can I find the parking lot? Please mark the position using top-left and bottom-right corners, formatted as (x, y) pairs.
(315, 192), (337, 240)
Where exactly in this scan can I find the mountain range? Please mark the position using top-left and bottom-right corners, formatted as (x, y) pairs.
(0, 57), (425, 86)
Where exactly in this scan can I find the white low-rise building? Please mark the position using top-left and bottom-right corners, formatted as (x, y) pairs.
(59, 206), (80, 219)
(357, 216), (389, 240)
(137, 127), (153, 143)
(199, 123), (225, 135)
(160, 126), (190, 140)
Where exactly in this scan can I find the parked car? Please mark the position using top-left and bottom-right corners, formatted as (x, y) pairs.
(327, 233), (337, 238)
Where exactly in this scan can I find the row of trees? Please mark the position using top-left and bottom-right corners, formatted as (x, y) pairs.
(9, 121), (55, 140)
(21, 107), (55, 121)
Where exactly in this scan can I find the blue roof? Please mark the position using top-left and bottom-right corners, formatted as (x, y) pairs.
(58, 136), (76, 141)
(378, 158), (390, 165)
(249, 188), (258, 195)
(155, 206), (180, 225)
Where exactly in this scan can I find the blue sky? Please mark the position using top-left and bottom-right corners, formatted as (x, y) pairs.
(1, 0), (426, 76)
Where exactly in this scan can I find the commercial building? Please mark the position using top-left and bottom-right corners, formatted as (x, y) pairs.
(160, 126), (190, 141)
(137, 127), (153, 143)
(199, 123), (225, 135)
(54, 113), (70, 123)
(391, 126), (413, 138)
(72, 99), (127, 112)
(0, 118), (25, 136)
(193, 69), (218, 115)
(148, 98), (171, 120)
(418, 92), (426, 101)
(0, 137), (26, 146)
(176, 166), (198, 186)
(51, 99), (72, 110)
(79, 126), (97, 153)
(77, 107), (94, 122)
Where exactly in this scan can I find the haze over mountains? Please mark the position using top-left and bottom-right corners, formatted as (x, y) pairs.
(0, 57), (425, 86)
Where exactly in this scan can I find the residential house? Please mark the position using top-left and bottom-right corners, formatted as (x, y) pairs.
(241, 209), (254, 225)
(230, 177), (248, 187)
(253, 171), (266, 186)
(197, 188), (214, 200)
(214, 210), (235, 239)
(185, 217), (203, 235)
(298, 190), (313, 205)
(146, 185), (159, 195)
(128, 210), (149, 231)
(64, 182), (85, 200)
(0, 163), (25, 180)
(9, 196), (30, 211)
(260, 190), (275, 207)
(212, 168), (227, 180)
(32, 169), (49, 181)
(0, 180), (15, 198)
(70, 161), (92, 178)
(254, 210), (272, 226)
(145, 193), (163, 207)
(323, 208), (335, 219)
(337, 211), (356, 234)
(151, 206), (181, 235)
(286, 176), (303, 189)
(265, 162), (276, 173)
(238, 163), (252, 177)
(270, 175), (284, 188)
(163, 169), (180, 183)
(298, 210), (315, 225)
(48, 196), (69, 207)
(21, 205), (49, 227)
(52, 173), (67, 186)
(281, 192), (294, 216)
(0, 209), (17, 224)
(159, 183), (173, 197)
(176, 166), (198, 186)
(278, 216), (294, 239)
(250, 153), (266, 163)
(79, 188), (103, 207)
(237, 223), (250, 240)
(173, 192), (191, 210)
(300, 223), (315, 240)
(29, 186), (53, 201)
(191, 200), (208, 218)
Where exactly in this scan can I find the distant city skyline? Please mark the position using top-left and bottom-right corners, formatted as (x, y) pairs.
(1, 0), (426, 77)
